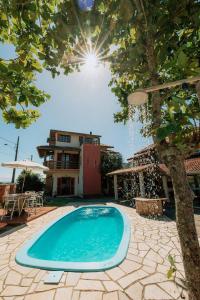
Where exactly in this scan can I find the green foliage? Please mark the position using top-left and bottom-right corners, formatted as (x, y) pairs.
(101, 151), (123, 176)
(1, 0), (199, 141)
(0, 0), (67, 127)
(167, 255), (177, 279)
(16, 170), (44, 192)
(101, 151), (123, 195)
(91, 0), (200, 148)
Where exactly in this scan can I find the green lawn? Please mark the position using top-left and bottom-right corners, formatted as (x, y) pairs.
(44, 196), (114, 207)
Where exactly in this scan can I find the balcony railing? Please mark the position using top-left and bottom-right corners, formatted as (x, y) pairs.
(44, 160), (79, 170)
(47, 137), (100, 145)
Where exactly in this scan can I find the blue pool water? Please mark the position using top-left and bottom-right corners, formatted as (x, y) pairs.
(16, 206), (130, 271)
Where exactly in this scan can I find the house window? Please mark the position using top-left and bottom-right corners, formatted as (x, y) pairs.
(58, 135), (71, 143)
(79, 136), (83, 145)
(49, 154), (54, 160)
(85, 137), (93, 144)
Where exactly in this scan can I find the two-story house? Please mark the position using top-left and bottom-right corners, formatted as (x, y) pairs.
(37, 130), (103, 198)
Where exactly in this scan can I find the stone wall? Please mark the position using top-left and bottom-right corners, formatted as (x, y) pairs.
(135, 198), (166, 216)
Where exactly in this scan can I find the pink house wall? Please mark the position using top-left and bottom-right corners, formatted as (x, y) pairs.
(82, 144), (101, 196)
(0, 184), (16, 204)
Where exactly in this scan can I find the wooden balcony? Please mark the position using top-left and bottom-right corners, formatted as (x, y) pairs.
(44, 160), (79, 170)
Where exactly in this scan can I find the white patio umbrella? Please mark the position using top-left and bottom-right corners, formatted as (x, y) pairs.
(1, 160), (49, 192)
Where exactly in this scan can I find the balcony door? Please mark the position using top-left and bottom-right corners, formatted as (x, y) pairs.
(57, 177), (75, 196)
(57, 153), (69, 169)
(57, 153), (79, 169)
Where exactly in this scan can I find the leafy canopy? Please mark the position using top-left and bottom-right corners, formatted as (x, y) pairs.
(16, 170), (44, 192)
(101, 151), (123, 176)
(1, 0), (199, 148)
(0, 0), (67, 127)
(95, 0), (200, 147)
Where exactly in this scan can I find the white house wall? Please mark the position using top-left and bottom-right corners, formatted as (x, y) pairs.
(52, 170), (81, 196)
(55, 134), (80, 148)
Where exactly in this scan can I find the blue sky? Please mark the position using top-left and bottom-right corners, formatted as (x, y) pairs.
(0, 44), (151, 182)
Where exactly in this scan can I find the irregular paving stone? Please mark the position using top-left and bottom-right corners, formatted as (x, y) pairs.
(0, 205), (190, 300)
(125, 282), (143, 300)
(103, 291), (118, 300)
(138, 243), (150, 251)
(79, 291), (103, 300)
(129, 242), (137, 249)
(106, 267), (126, 281)
(65, 272), (81, 286)
(126, 253), (143, 264)
(118, 270), (148, 289)
(2, 297), (15, 300)
(72, 291), (80, 300)
(119, 260), (141, 274)
(103, 280), (122, 292)
(54, 287), (73, 300)
(82, 272), (110, 280)
(75, 279), (105, 291)
(33, 270), (46, 283)
(1, 286), (28, 297)
(27, 283), (37, 294)
(158, 281), (182, 299)
(138, 250), (148, 258)
(0, 267), (10, 279)
(128, 248), (139, 256)
(144, 284), (172, 299)
(145, 249), (163, 264)
(143, 257), (157, 268)
(156, 263), (170, 274)
(35, 281), (58, 292)
(0, 280), (3, 293)
(5, 270), (22, 285)
(60, 272), (67, 283)
(24, 290), (55, 300)
(141, 272), (167, 285)
(12, 265), (32, 275)
(118, 291), (130, 300)
(21, 278), (33, 287)
(26, 269), (39, 278)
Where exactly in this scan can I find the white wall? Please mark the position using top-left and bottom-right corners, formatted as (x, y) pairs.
(52, 170), (82, 196)
(55, 134), (80, 148)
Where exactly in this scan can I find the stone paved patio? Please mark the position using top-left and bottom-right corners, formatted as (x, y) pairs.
(0, 203), (188, 300)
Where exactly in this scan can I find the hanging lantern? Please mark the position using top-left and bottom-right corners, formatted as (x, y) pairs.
(77, 0), (95, 11)
(128, 90), (148, 106)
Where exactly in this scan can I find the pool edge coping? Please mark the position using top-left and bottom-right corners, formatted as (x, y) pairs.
(15, 205), (131, 272)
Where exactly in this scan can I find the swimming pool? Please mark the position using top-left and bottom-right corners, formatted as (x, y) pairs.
(16, 206), (130, 271)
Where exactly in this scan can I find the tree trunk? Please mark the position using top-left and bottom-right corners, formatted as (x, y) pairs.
(138, 3), (200, 298)
(160, 147), (200, 300)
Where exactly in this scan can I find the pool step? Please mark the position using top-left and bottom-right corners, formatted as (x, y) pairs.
(44, 271), (64, 284)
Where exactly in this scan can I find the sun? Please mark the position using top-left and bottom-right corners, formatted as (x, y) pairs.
(83, 51), (99, 68)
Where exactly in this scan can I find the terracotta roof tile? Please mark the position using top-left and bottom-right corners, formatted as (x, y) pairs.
(107, 157), (200, 176)
(184, 157), (200, 174)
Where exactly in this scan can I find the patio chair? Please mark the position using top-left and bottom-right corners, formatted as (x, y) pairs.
(36, 191), (44, 207)
(26, 195), (37, 217)
(1, 195), (19, 220)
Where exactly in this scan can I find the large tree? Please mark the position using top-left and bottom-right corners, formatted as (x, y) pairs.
(94, 1), (200, 299)
(1, 1), (200, 298)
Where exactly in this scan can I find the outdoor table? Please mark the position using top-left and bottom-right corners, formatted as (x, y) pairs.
(3, 193), (28, 216)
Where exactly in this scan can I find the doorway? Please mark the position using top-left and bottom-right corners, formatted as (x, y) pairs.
(57, 177), (75, 195)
